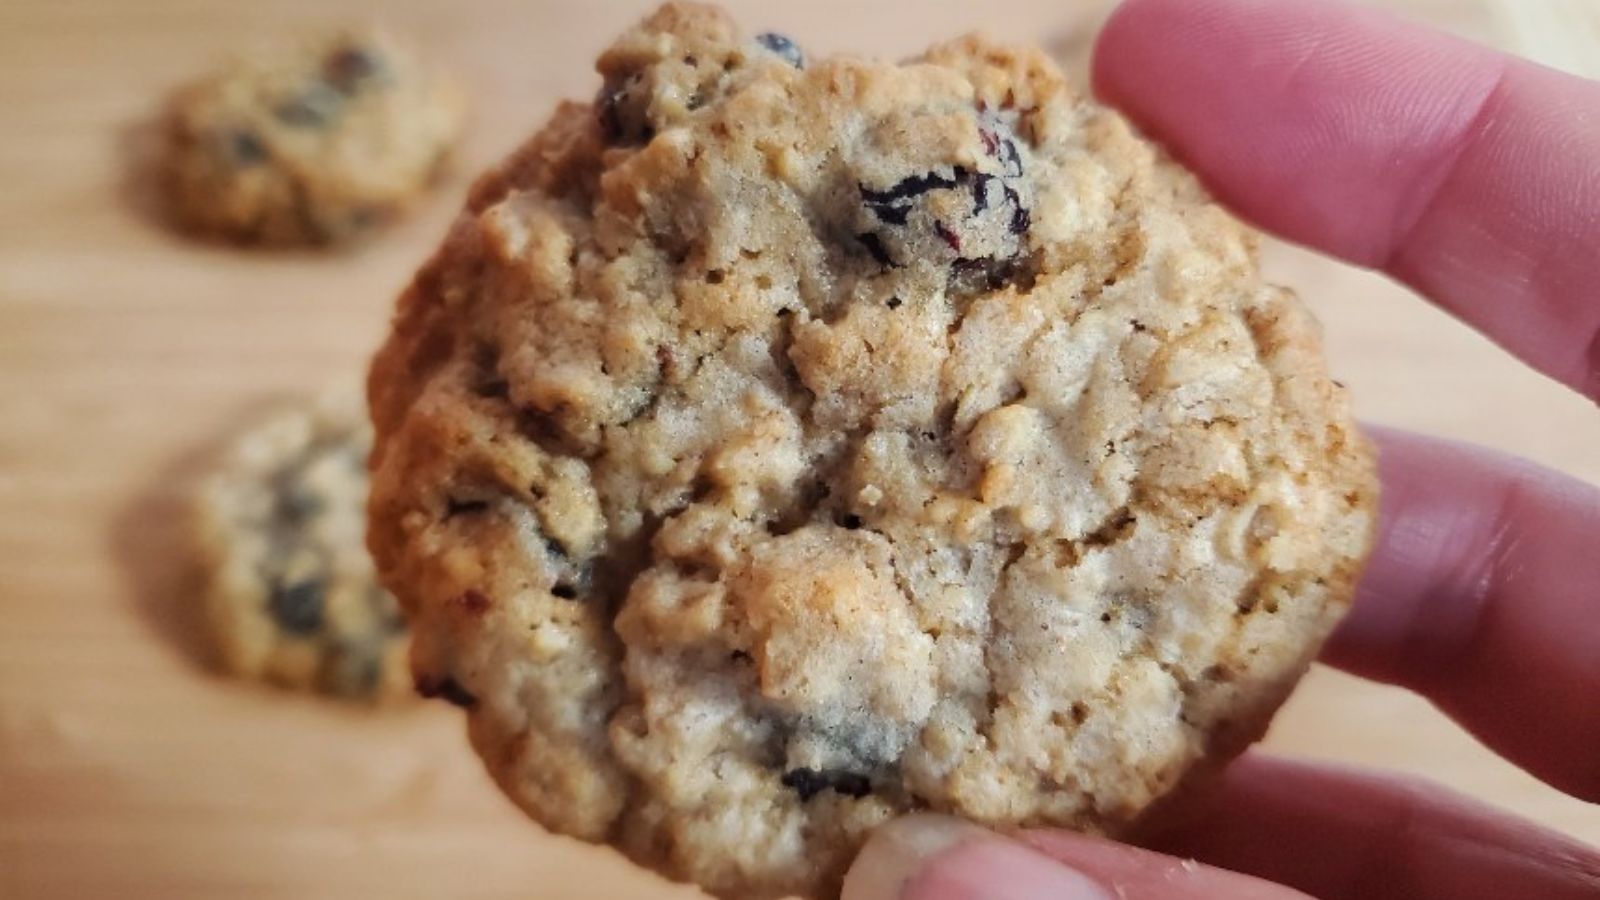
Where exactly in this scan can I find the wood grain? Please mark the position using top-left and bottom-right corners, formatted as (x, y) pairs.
(1, 1), (1596, 897)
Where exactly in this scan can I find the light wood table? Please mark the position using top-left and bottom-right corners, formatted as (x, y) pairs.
(2, 1), (1595, 897)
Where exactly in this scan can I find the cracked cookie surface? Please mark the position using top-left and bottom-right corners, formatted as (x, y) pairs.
(366, 4), (1376, 897)
(161, 28), (463, 245)
(198, 389), (410, 702)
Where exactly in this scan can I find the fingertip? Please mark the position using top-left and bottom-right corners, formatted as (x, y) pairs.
(843, 814), (1313, 899)
(842, 815), (1111, 900)
(1091, 0), (1273, 114)
(1090, 0), (1206, 109)
(1086, 0), (1505, 261)
(842, 814), (984, 900)
(1017, 828), (1315, 898)
(1085, 0), (1134, 102)
(1321, 430), (1600, 800)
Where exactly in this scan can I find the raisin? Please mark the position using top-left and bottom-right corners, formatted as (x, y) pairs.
(865, 202), (910, 226)
(597, 85), (625, 141)
(269, 579), (325, 635)
(274, 83), (342, 128)
(323, 46), (385, 92)
(856, 232), (895, 267)
(977, 125), (1022, 176)
(971, 173), (995, 213)
(596, 74), (651, 145)
(885, 296), (902, 309)
(755, 32), (805, 68)
(473, 376), (510, 400)
(444, 497), (490, 518)
(998, 184), (1024, 227)
(859, 168), (965, 206)
(551, 584), (579, 600)
(836, 513), (864, 530)
(856, 120), (1035, 273)
(997, 137), (1024, 178)
(224, 129), (268, 166)
(415, 674), (477, 709)
(656, 342), (675, 373)
(949, 256), (1019, 294)
(1083, 510), (1137, 547)
(857, 158), (1032, 271)
(544, 536), (568, 561)
(455, 589), (491, 614)
(1010, 203), (1031, 236)
(277, 483), (324, 524)
(781, 768), (871, 801)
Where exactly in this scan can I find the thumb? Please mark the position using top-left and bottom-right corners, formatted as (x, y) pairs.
(841, 814), (1311, 900)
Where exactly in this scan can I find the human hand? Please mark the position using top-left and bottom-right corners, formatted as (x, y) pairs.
(838, 1), (1600, 897)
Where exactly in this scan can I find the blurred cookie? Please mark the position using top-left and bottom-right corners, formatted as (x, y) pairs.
(197, 389), (409, 702)
(366, 4), (1376, 897)
(161, 29), (463, 245)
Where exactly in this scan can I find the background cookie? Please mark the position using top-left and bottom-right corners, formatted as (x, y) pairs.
(367, 4), (1376, 897)
(161, 28), (463, 246)
(197, 389), (410, 702)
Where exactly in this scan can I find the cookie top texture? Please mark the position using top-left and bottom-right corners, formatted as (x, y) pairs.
(367, 5), (1375, 897)
(162, 28), (463, 245)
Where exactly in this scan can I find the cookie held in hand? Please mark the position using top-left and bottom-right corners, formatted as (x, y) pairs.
(367, 4), (1376, 897)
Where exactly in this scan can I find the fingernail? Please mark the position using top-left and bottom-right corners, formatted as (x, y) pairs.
(842, 814), (1113, 900)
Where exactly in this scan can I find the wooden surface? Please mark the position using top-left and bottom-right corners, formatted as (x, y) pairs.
(2, 1), (1596, 897)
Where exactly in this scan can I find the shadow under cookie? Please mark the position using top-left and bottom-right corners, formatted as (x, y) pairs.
(106, 401), (276, 676)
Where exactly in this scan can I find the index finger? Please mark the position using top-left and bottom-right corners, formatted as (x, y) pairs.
(1093, 0), (1600, 401)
